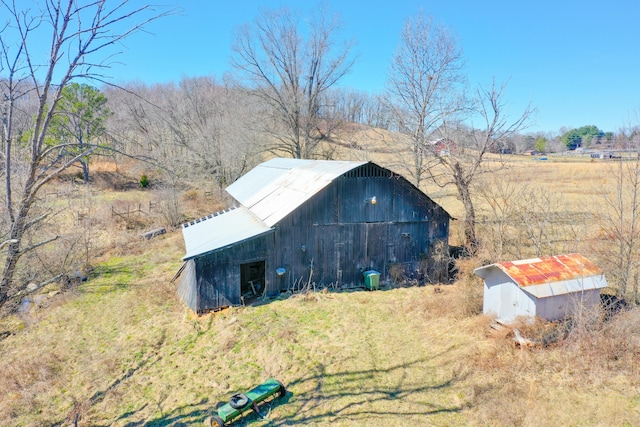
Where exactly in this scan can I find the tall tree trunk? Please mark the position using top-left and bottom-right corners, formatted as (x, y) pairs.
(81, 160), (90, 184)
(455, 169), (479, 254)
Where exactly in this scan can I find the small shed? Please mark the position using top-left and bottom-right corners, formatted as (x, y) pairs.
(177, 158), (451, 313)
(474, 253), (608, 323)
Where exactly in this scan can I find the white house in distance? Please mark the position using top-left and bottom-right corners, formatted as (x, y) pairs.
(474, 253), (608, 323)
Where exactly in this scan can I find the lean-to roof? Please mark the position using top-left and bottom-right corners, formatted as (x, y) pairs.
(182, 206), (273, 260)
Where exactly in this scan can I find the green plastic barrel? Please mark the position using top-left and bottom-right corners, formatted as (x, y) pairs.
(363, 270), (380, 290)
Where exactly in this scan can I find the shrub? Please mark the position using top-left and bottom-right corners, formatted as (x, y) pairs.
(183, 189), (199, 201)
(139, 174), (149, 188)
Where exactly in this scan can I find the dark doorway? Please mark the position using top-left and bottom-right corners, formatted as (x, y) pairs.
(240, 260), (266, 303)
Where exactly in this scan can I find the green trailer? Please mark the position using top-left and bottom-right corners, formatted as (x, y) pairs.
(208, 378), (287, 426)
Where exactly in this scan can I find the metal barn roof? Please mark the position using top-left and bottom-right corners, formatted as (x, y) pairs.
(474, 253), (608, 298)
(182, 206), (273, 260)
(182, 159), (368, 260)
(226, 158), (367, 227)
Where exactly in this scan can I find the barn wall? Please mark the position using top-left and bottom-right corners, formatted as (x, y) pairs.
(273, 166), (450, 289)
(190, 163), (451, 310)
(194, 233), (275, 312)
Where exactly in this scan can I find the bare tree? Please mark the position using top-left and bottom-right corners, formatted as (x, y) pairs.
(385, 11), (467, 187)
(594, 139), (640, 302)
(105, 77), (259, 188)
(231, 5), (355, 159)
(163, 77), (259, 187)
(323, 88), (392, 129)
(0, 0), (169, 312)
(431, 81), (533, 253)
(477, 174), (589, 262)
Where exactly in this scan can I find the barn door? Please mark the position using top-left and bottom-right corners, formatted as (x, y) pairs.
(365, 223), (387, 272)
(334, 242), (354, 286)
(240, 260), (265, 303)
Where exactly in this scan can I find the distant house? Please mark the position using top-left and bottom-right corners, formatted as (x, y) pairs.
(177, 158), (451, 313)
(429, 138), (457, 156)
(474, 253), (608, 323)
(589, 151), (618, 160)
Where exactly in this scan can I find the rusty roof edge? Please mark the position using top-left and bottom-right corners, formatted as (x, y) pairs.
(474, 254), (605, 287)
(520, 274), (609, 298)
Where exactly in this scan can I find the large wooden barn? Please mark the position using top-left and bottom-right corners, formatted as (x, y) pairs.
(177, 158), (451, 312)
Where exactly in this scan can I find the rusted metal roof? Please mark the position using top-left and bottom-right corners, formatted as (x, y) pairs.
(226, 158), (367, 227)
(474, 253), (608, 298)
(495, 253), (602, 287)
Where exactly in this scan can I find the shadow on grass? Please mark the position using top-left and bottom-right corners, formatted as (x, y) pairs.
(118, 401), (212, 427)
(77, 260), (137, 294)
(57, 340), (462, 426)
(274, 354), (464, 425)
(118, 354), (463, 426)
(53, 351), (164, 427)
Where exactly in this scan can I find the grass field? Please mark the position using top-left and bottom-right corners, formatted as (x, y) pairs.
(1, 157), (640, 426)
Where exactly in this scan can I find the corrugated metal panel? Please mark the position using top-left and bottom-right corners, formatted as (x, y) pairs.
(474, 253), (608, 297)
(520, 276), (608, 298)
(226, 158), (367, 227)
(496, 253), (602, 287)
(182, 206), (273, 260)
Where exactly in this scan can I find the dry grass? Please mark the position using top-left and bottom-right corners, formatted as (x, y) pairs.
(2, 242), (639, 426)
(1, 156), (640, 426)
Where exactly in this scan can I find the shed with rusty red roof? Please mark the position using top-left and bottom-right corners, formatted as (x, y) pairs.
(474, 253), (608, 323)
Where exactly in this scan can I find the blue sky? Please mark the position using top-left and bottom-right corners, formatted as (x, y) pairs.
(105, 1), (640, 134)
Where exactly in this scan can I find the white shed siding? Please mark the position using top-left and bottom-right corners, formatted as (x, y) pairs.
(481, 268), (503, 318)
(486, 282), (536, 323)
(534, 289), (600, 321)
(481, 268), (536, 323)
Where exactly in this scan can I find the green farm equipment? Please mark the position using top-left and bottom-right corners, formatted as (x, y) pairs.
(208, 378), (287, 426)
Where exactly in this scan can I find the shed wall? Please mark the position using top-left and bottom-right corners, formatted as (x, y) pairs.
(176, 260), (197, 312)
(534, 289), (602, 321)
(483, 270), (604, 323)
(482, 270), (536, 322)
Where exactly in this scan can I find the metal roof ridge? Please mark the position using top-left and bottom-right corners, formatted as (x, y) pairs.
(182, 206), (239, 228)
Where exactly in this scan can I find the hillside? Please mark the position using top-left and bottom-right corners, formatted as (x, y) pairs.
(1, 228), (639, 426)
(1, 156), (640, 426)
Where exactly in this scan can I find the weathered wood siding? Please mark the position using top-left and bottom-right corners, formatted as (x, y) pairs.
(192, 163), (450, 311)
(271, 164), (449, 289)
(194, 232), (274, 311)
(176, 260), (197, 311)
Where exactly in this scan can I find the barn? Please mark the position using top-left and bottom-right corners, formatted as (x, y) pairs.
(474, 253), (608, 323)
(177, 158), (451, 312)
